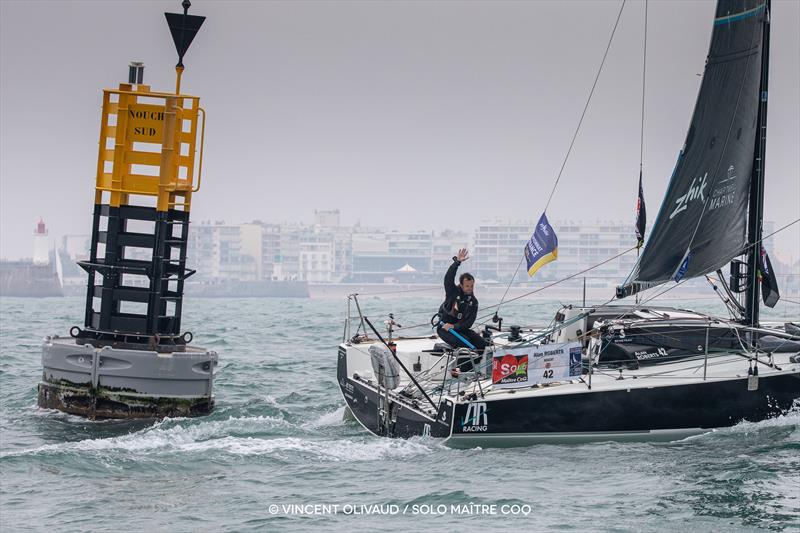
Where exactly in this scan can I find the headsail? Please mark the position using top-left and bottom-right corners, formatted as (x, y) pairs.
(618, 0), (767, 298)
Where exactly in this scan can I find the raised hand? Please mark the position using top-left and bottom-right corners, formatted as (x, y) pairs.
(457, 248), (470, 262)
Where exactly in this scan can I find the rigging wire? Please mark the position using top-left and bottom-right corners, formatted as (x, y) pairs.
(635, 0), (648, 305)
(484, 246), (638, 313)
(544, 0), (627, 213)
(348, 285), (441, 297)
(639, 0), (648, 172)
(496, 258), (524, 312)
(494, 0), (628, 317)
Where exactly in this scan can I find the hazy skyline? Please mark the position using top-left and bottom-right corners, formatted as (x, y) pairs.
(2, 0), (798, 263)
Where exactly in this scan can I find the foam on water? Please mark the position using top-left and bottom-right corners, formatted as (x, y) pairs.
(674, 402), (800, 445)
(177, 435), (438, 460)
(302, 407), (346, 429)
(3, 433), (438, 463)
(1, 415), (293, 458)
(1, 412), (444, 464)
(727, 400), (800, 430)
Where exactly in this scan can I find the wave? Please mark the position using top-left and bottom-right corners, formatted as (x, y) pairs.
(1, 414), (441, 463)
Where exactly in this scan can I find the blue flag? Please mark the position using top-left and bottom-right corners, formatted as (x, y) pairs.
(673, 251), (691, 282)
(524, 213), (559, 277)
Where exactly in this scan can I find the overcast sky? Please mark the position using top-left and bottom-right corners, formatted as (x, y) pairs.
(1, 0), (798, 263)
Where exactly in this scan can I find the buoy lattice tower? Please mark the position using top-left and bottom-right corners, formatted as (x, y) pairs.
(76, 67), (202, 350)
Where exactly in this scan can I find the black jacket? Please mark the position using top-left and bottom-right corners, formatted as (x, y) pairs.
(438, 259), (478, 331)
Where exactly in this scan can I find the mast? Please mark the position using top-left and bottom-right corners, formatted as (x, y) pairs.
(744, 0), (771, 327)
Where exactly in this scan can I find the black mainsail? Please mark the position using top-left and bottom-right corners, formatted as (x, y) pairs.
(619, 0), (768, 298)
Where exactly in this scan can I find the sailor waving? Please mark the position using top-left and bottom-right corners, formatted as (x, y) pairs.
(435, 248), (487, 353)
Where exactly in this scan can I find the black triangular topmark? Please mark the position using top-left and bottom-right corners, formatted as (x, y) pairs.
(165, 12), (206, 67)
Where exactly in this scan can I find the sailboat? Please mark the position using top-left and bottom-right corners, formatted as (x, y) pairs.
(336, 0), (799, 446)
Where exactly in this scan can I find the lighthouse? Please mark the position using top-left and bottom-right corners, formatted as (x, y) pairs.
(32, 218), (49, 266)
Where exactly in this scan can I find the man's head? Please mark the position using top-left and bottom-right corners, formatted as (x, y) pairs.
(459, 272), (475, 295)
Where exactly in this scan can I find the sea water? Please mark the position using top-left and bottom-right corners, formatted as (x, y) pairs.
(1, 295), (798, 531)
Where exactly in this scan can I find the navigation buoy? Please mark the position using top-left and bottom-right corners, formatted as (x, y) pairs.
(37, 2), (216, 419)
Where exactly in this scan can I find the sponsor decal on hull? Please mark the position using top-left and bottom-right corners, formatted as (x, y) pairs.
(460, 402), (488, 432)
(635, 347), (669, 360)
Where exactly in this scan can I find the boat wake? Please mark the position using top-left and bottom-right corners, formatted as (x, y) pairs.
(1, 412), (443, 463)
(718, 400), (800, 441)
(676, 400), (800, 443)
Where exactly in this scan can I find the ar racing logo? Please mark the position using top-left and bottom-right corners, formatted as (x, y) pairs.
(461, 402), (488, 432)
(670, 172), (708, 219)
